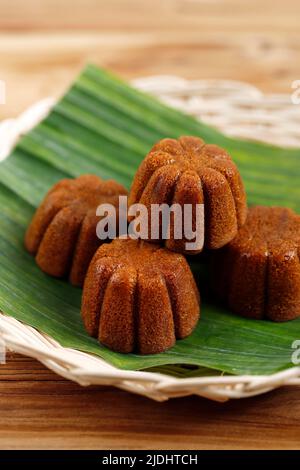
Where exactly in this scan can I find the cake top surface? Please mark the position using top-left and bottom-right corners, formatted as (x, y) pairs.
(148, 136), (232, 172)
(48, 174), (127, 210)
(231, 205), (300, 255)
(93, 237), (185, 270)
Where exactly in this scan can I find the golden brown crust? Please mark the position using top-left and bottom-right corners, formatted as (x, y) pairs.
(165, 169), (203, 254)
(25, 174), (128, 287)
(81, 238), (201, 354)
(211, 206), (300, 322)
(128, 136), (247, 254)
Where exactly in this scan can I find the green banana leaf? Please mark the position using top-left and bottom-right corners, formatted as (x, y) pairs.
(0, 64), (299, 376)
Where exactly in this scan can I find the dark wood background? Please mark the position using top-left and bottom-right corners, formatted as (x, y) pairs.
(0, 0), (299, 449)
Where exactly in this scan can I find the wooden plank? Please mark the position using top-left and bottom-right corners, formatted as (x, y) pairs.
(0, 352), (299, 450)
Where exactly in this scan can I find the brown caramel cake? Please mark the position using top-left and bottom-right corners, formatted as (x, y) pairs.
(211, 206), (300, 321)
(25, 175), (127, 287)
(128, 136), (247, 254)
(81, 238), (200, 354)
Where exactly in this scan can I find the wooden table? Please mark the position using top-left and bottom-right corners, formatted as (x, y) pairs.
(1, 353), (299, 450)
(0, 0), (300, 450)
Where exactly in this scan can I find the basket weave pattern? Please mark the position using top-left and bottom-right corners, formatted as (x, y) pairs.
(0, 77), (299, 402)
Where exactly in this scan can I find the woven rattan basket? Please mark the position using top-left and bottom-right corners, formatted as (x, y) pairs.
(0, 76), (300, 402)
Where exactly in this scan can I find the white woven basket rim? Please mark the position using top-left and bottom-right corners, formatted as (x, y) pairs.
(0, 76), (299, 402)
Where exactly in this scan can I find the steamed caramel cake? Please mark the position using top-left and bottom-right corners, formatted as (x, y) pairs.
(81, 238), (200, 354)
(25, 174), (128, 286)
(211, 206), (300, 321)
(129, 136), (247, 254)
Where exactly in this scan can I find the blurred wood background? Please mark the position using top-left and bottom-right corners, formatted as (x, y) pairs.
(0, 0), (300, 450)
(1, 0), (300, 120)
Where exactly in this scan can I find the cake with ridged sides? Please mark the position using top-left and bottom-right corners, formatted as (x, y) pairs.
(25, 174), (128, 287)
(81, 238), (200, 354)
(211, 205), (300, 321)
(128, 136), (247, 254)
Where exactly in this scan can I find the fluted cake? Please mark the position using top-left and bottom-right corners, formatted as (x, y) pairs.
(211, 205), (300, 321)
(128, 136), (247, 254)
(81, 238), (200, 354)
(25, 174), (128, 286)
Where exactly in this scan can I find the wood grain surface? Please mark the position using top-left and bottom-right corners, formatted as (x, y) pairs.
(0, 0), (300, 450)
(1, 0), (300, 120)
(0, 353), (299, 450)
